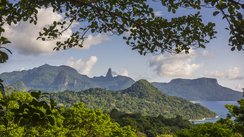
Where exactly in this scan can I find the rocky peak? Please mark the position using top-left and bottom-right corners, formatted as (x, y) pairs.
(105, 68), (113, 78)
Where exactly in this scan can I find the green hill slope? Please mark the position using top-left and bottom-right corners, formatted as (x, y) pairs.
(51, 80), (216, 120)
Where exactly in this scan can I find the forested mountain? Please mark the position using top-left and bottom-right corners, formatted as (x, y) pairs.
(1, 64), (241, 101)
(0, 64), (134, 92)
(153, 78), (242, 101)
(1, 90), (243, 137)
(50, 80), (216, 120)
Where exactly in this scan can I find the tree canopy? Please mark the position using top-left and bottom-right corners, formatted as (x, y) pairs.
(1, 90), (244, 137)
(0, 91), (137, 137)
(175, 99), (244, 137)
(0, 0), (243, 63)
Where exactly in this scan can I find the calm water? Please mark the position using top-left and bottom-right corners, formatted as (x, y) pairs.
(191, 101), (238, 124)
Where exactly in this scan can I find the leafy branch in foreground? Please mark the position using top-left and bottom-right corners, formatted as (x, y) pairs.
(0, 0), (243, 62)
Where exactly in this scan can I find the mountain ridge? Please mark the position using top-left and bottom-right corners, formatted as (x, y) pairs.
(152, 78), (242, 101)
(0, 64), (242, 101)
(0, 64), (134, 91)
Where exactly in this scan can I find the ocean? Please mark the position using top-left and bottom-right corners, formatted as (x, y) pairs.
(191, 101), (239, 124)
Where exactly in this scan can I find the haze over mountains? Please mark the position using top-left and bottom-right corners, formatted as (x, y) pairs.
(0, 64), (242, 101)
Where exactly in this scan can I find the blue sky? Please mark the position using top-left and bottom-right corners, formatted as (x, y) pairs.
(0, 2), (243, 91)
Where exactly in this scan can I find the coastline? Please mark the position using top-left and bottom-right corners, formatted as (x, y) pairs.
(189, 115), (219, 122)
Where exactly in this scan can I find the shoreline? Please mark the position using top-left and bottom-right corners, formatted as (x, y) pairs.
(189, 115), (219, 123)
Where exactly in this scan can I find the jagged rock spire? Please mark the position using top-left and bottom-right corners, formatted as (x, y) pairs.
(106, 68), (113, 78)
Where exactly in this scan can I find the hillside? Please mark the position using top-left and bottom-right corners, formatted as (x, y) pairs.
(109, 109), (192, 137)
(153, 78), (242, 101)
(0, 64), (134, 92)
(51, 80), (216, 120)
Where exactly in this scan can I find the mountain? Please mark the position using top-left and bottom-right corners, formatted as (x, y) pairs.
(51, 80), (216, 120)
(1, 64), (241, 101)
(152, 78), (243, 101)
(92, 68), (135, 90)
(121, 79), (164, 100)
(0, 64), (134, 92)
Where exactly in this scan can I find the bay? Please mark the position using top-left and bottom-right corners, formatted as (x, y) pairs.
(191, 101), (238, 124)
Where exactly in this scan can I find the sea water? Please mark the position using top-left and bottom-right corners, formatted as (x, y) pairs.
(191, 101), (238, 124)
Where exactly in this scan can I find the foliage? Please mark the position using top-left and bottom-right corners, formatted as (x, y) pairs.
(224, 99), (244, 136)
(63, 103), (136, 137)
(0, 91), (137, 137)
(0, 0), (243, 63)
(159, 0), (244, 51)
(109, 109), (192, 137)
(175, 122), (242, 137)
(0, 79), (4, 97)
(50, 80), (216, 120)
(174, 99), (244, 137)
(0, 91), (243, 137)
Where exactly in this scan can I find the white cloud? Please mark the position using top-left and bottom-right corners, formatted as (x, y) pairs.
(82, 34), (109, 49)
(4, 8), (108, 55)
(235, 83), (244, 91)
(205, 67), (244, 80)
(154, 11), (164, 17)
(202, 50), (210, 56)
(20, 67), (25, 71)
(4, 8), (67, 55)
(149, 50), (200, 77)
(199, 50), (214, 58)
(113, 69), (129, 77)
(66, 56), (98, 76)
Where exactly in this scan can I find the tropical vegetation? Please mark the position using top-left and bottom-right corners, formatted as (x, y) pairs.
(50, 80), (216, 120)
(0, 91), (136, 137)
(0, 90), (244, 137)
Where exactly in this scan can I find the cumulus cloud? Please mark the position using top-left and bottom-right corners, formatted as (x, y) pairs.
(4, 8), (67, 55)
(82, 34), (109, 49)
(205, 67), (244, 80)
(113, 69), (129, 77)
(149, 50), (200, 77)
(4, 8), (108, 55)
(66, 56), (98, 75)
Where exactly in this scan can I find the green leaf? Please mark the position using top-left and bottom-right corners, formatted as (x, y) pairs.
(213, 11), (220, 16)
(47, 116), (55, 125)
(0, 50), (8, 63)
(30, 91), (42, 99)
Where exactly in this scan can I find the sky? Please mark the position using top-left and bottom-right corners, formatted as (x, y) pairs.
(0, 2), (243, 92)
